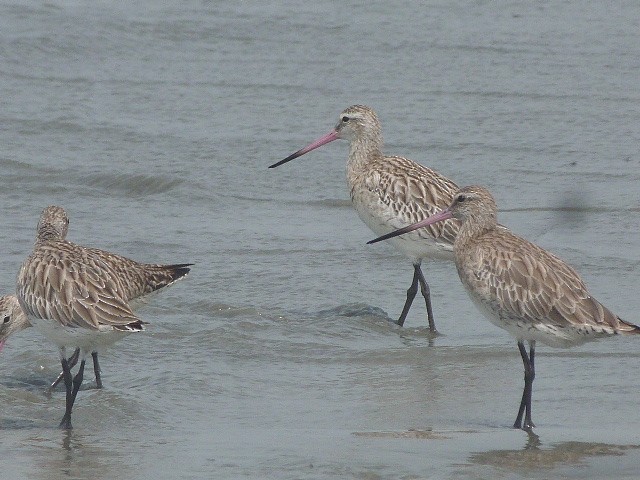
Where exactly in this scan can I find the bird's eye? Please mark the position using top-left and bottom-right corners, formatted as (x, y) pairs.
(457, 194), (467, 202)
(2, 315), (10, 324)
(342, 116), (350, 123)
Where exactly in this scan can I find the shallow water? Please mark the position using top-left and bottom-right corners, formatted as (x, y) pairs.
(1, 1), (640, 478)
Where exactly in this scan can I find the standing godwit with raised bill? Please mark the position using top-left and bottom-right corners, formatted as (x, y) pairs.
(271, 105), (460, 331)
(369, 185), (640, 430)
(16, 206), (192, 429)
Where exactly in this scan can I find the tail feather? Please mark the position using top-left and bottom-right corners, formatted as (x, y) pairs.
(125, 263), (193, 308)
(617, 316), (640, 335)
(162, 263), (193, 284)
(148, 263), (193, 292)
(113, 319), (147, 332)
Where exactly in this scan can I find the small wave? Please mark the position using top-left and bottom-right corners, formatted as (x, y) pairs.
(185, 299), (266, 319)
(0, 374), (51, 392)
(316, 303), (389, 319)
(353, 428), (452, 440)
(228, 195), (351, 209)
(0, 417), (42, 430)
(82, 173), (184, 196)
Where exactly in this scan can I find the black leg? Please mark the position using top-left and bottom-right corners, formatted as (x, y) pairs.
(69, 359), (85, 407)
(396, 265), (420, 327)
(415, 264), (437, 332)
(68, 348), (81, 368)
(47, 348), (81, 395)
(514, 341), (529, 429)
(513, 340), (536, 431)
(524, 342), (536, 429)
(59, 357), (86, 429)
(58, 351), (74, 430)
(48, 349), (103, 394)
(91, 351), (103, 389)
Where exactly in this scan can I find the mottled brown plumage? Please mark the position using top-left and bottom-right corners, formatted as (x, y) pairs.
(15, 205), (191, 428)
(17, 206), (191, 334)
(3, 255), (189, 391)
(369, 185), (640, 430)
(272, 105), (461, 330)
(445, 186), (639, 346)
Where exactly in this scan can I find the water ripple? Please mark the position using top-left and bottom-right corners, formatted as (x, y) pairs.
(81, 173), (184, 196)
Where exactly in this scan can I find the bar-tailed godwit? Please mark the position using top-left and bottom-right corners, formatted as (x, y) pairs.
(1, 240), (190, 394)
(369, 185), (640, 430)
(16, 206), (192, 429)
(271, 105), (460, 331)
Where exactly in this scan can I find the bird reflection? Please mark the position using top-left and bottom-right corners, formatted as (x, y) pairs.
(469, 434), (640, 470)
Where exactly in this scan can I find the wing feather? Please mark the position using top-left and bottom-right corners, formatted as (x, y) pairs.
(356, 155), (461, 244)
(17, 242), (143, 331)
(465, 229), (626, 332)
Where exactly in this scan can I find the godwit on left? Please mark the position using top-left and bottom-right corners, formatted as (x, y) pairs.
(271, 105), (460, 332)
(1, 239), (191, 395)
(369, 185), (640, 430)
(16, 206), (192, 429)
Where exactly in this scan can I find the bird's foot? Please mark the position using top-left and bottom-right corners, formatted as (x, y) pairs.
(59, 415), (73, 430)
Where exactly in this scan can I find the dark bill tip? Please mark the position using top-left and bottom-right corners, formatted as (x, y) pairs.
(367, 228), (411, 245)
(269, 130), (339, 169)
(269, 150), (303, 169)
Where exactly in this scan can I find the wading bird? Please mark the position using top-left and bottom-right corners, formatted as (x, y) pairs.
(272, 105), (460, 331)
(16, 206), (191, 428)
(369, 186), (640, 430)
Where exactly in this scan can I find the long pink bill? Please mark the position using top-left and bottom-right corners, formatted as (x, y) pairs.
(367, 209), (454, 245)
(269, 130), (339, 168)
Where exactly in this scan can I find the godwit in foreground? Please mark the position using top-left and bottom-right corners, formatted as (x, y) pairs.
(1, 238), (190, 394)
(369, 185), (640, 430)
(271, 105), (460, 331)
(16, 206), (192, 429)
